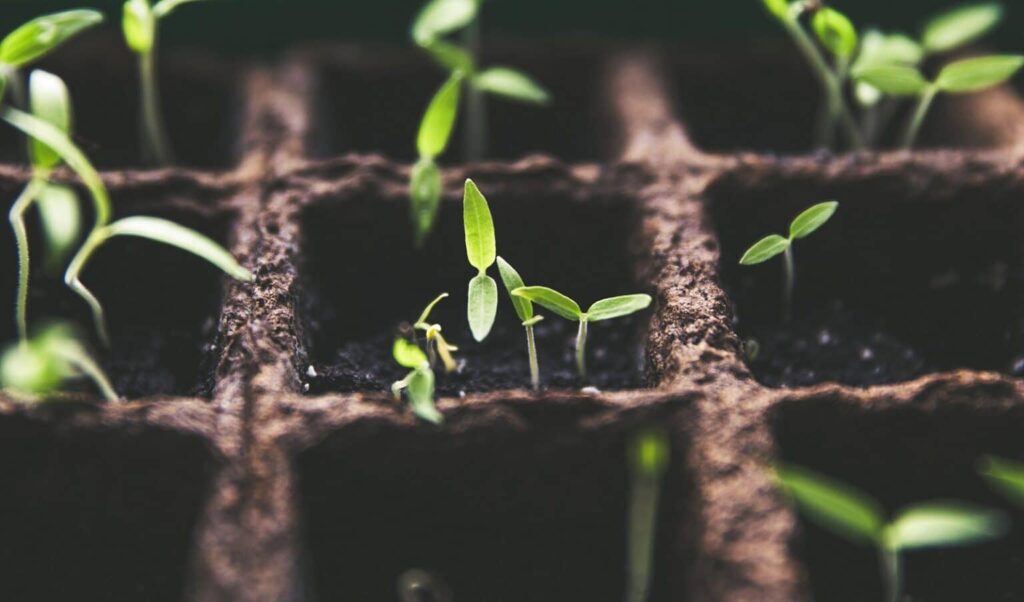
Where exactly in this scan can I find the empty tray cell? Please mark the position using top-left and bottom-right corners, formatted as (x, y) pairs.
(296, 416), (691, 602)
(0, 178), (240, 398)
(0, 410), (215, 601)
(710, 171), (1024, 387)
(299, 184), (650, 393)
(0, 36), (242, 170)
(308, 42), (618, 163)
(771, 396), (1024, 602)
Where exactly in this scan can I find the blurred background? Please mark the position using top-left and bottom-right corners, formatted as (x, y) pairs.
(0, 0), (1018, 55)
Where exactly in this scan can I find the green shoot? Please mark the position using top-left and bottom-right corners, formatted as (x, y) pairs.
(2, 106), (253, 346)
(496, 256), (542, 390)
(410, 72), (463, 245)
(391, 337), (441, 424)
(413, 293), (460, 373)
(1, 322), (118, 402)
(739, 201), (838, 322)
(775, 463), (1007, 602)
(122, 0), (207, 165)
(463, 179), (497, 341)
(627, 428), (669, 602)
(512, 286), (651, 379)
(921, 3), (1004, 55)
(854, 54), (1024, 149)
(979, 456), (1024, 507)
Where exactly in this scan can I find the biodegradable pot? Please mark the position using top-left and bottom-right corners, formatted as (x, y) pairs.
(3, 37), (1024, 602)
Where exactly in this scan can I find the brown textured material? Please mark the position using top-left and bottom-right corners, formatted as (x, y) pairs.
(4, 38), (1024, 602)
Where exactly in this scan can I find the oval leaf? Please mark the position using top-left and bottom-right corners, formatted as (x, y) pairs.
(812, 8), (858, 59)
(511, 286), (582, 321)
(105, 216), (253, 281)
(417, 73), (463, 159)
(936, 55), (1024, 94)
(739, 234), (790, 266)
(587, 294), (652, 322)
(790, 201), (838, 239)
(496, 256), (532, 322)
(467, 274), (497, 342)
(0, 10), (104, 68)
(152, 0), (207, 19)
(29, 70), (72, 170)
(36, 183), (80, 264)
(409, 157), (442, 245)
(762, 0), (790, 20)
(922, 3), (1003, 54)
(411, 0), (478, 45)
(852, 63), (929, 96)
(473, 67), (551, 104)
(463, 179), (495, 271)
(888, 502), (1007, 550)
(122, 0), (156, 54)
(407, 367), (441, 424)
(854, 30), (924, 72)
(774, 464), (884, 545)
(979, 456), (1024, 507)
(393, 338), (428, 369)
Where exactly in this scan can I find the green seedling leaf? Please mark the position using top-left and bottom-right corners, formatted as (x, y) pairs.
(407, 367), (441, 424)
(886, 502), (1007, 550)
(852, 63), (929, 95)
(630, 429), (670, 477)
(416, 292), (449, 326)
(739, 235), (790, 266)
(467, 274), (497, 341)
(935, 55), (1024, 93)
(37, 183), (80, 265)
(512, 286), (582, 321)
(463, 179), (495, 271)
(152, 0), (207, 19)
(856, 30), (925, 68)
(1, 322), (117, 402)
(409, 157), (442, 245)
(762, 0), (791, 20)
(393, 337), (428, 369)
(473, 67), (551, 104)
(812, 8), (858, 59)
(980, 456), (1024, 507)
(417, 73), (463, 159)
(774, 464), (884, 544)
(922, 2), (1003, 54)
(412, 0), (478, 45)
(789, 200), (838, 239)
(28, 70), (71, 170)
(0, 10), (104, 68)
(123, 0), (156, 54)
(422, 39), (474, 73)
(587, 294), (653, 322)
(104, 216), (253, 281)
(496, 256), (532, 322)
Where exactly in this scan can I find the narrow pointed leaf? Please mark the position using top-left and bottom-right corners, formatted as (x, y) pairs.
(104, 216), (252, 281)
(739, 235), (790, 265)
(511, 286), (582, 320)
(463, 179), (495, 271)
(587, 294), (652, 322)
(922, 3), (1003, 54)
(812, 8), (858, 59)
(409, 157), (442, 245)
(774, 464), (884, 544)
(411, 0), (478, 44)
(980, 456), (1024, 507)
(416, 292), (449, 325)
(0, 10), (104, 68)
(467, 274), (497, 341)
(36, 183), (80, 264)
(888, 503), (1007, 550)
(935, 55), (1024, 94)
(417, 74), (463, 159)
(496, 256), (532, 322)
(790, 201), (838, 239)
(473, 67), (551, 104)
(29, 70), (72, 170)
(407, 367), (441, 424)
(852, 64), (929, 96)
(393, 338), (428, 369)
(153, 0), (207, 19)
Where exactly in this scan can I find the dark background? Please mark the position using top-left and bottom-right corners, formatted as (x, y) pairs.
(0, 0), (1019, 55)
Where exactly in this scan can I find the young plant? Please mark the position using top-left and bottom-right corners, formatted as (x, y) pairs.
(1, 322), (117, 402)
(412, 293), (460, 373)
(410, 73), (462, 246)
(496, 256), (543, 390)
(775, 463), (1007, 602)
(463, 179), (497, 342)
(122, 0), (206, 165)
(2, 105), (253, 346)
(626, 428), (669, 602)
(739, 201), (838, 322)
(853, 54), (1024, 150)
(391, 337), (442, 425)
(979, 456), (1024, 507)
(511, 286), (651, 379)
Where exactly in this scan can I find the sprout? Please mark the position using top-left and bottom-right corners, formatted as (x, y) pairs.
(627, 428), (669, 602)
(921, 3), (1004, 55)
(979, 456), (1024, 507)
(1, 322), (118, 402)
(511, 286), (651, 379)
(496, 256), (543, 390)
(391, 337), (441, 425)
(413, 293), (460, 373)
(463, 179), (497, 342)
(775, 463), (1008, 602)
(122, 0), (207, 165)
(410, 72), (462, 245)
(1, 105), (253, 346)
(739, 201), (838, 322)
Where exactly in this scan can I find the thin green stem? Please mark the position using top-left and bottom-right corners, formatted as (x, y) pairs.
(525, 324), (539, 390)
(627, 470), (661, 602)
(900, 86), (938, 151)
(139, 47), (174, 165)
(64, 228), (112, 346)
(575, 318), (588, 378)
(881, 545), (902, 602)
(56, 344), (118, 402)
(9, 175), (48, 344)
(783, 245), (795, 323)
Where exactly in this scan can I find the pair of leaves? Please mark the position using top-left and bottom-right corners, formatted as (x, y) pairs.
(0, 322), (117, 402)
(775, 464), (1007, 551)
(921, 3), (1003, 55)
(0, 10), (103, 69)
(511, 286), (652, 323)
(464, 179), (498, 341)
(739, 201), (838, 266)
(854, 55), (1024, 97)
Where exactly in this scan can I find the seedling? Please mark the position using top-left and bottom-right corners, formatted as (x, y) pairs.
(853, 54), (1024, 149)
(123, 0), (207, 165)
(775, 463), (1007, 602)
(1, 322), (117, 402)
(627, 428), (669, 602)
(496, 256), (543, 390)
(739, 201), (838, 322)
(511, 286), (651, 379)
(412, 293), (460, 373)
(391, 337), (442, 424)
(979, 456), (1024, 507)
(2, 105), (253, 345)
(921, 3), (1004, 56)
(463, 179), (497, 342)
(410, 73), (462, 246)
